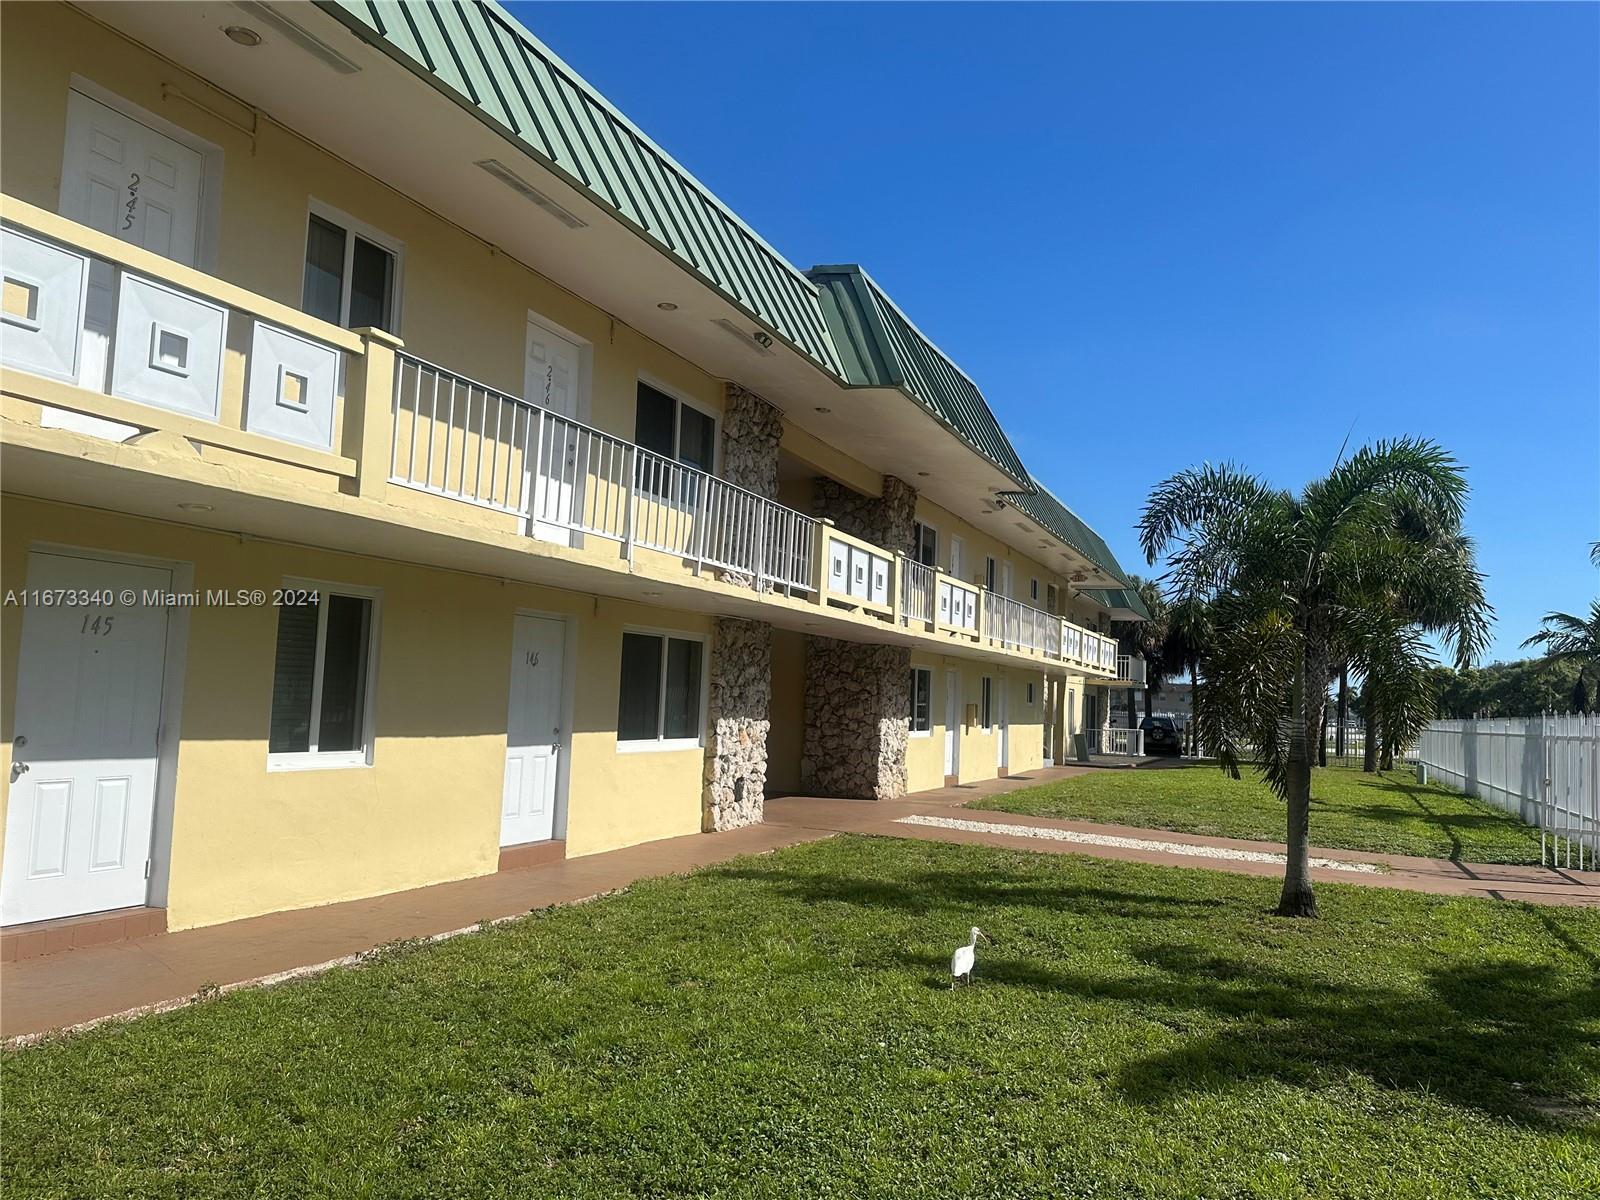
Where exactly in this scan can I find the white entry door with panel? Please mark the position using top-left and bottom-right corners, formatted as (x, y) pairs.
(524, 317), (585, 546)
(944, 670), (961, 779)
(998, 679), (1011, 769)
(501, 614), (567, 847)
(2, 552), (173, 925)
(60, 89), (208, 395)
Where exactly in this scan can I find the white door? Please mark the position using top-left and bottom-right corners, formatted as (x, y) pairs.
(998, 679), (1010, 769)
(525, 317), (584, 546)
(949, 537), (964, 582)
(60, 89), (206, 393)
(1001, 561), (1013, 600)
(943, 670), (961, 779)
(2, 552), (172, 925)
(501, 614), (567, 847)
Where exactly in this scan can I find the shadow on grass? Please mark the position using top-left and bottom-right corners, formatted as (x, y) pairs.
(710, 863), (1228, 921)
(1328, 774), (1539, 860)
(714, 857), (1599, 1128)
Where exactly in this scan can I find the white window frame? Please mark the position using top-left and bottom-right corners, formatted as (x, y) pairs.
(302, 198), (406, 333)
(266, 578), (382, 772)
(1026, 682), (1035, 705)
(616, 625), (709, 752)
(1030, 578), (1040, 603)
(981, 676), (994, 731)
(636, 372), (720, 475)
(913, 520), (939, 569)
(909, 666), (933, 737)
(1046, 582), (1060, 614)
(985, 556), (998, 593)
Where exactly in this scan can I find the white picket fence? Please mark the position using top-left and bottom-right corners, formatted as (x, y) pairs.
(1417, 714), (1600, 869)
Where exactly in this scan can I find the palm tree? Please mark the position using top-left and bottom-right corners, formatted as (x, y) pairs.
(1522, 599), (1600, 701)
(1139, 439), (1490, 917)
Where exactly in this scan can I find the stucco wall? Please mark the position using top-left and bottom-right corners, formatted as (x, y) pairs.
(1, 497), (710, 930)
(0, 3), (723, 446)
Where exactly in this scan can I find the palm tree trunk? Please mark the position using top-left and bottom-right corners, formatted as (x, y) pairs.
(1336, 666), (1348, 757)
(1317, 701), (1328, 767)
(1143, 686), (1153, 721)
(1362, 707), (1378, 773)
(1277, 655), (1321, 918)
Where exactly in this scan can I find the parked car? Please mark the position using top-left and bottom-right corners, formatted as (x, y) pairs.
(1139, 715), (1182, 754)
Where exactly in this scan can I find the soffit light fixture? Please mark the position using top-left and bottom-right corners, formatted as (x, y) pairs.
(656, 302), (678, 311)
(233, 1), (361, 72)
(712, 318), (774, 357)
(223, 25), (262, 46)
(476, 159), (588, 229)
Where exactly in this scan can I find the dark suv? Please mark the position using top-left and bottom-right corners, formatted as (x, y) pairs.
(1139, 715), (1181, 754)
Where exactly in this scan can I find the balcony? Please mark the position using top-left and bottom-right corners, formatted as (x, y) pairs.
(0, 199), (1121, 679)
(1115, 655), (1147, 686)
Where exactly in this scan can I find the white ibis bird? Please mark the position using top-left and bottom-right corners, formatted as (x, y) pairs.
(950, 926), (992, 988)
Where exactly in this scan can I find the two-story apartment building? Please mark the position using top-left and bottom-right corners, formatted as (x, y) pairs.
(0, 0), (1148, 952)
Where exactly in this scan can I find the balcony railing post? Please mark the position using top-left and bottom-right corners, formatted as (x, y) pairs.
(691, 472), (710, 577)
(344, 326), (403, 501)
(529, 408), (547, 527)
(623, 441), (637, 565)
(753, 499), (768, 592)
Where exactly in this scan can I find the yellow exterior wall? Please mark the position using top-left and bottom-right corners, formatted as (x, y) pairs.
(1, 497), (708, 930)
(0, 3), (723, 444)
(907, 654), (1047, 792)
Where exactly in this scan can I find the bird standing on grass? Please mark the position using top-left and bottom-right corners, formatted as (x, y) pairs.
(950, 926), (991, 988)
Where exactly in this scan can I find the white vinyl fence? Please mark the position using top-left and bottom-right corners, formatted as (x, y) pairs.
(1417, 714), (1600, 869)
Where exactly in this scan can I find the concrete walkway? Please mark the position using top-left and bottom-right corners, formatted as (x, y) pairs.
(4, 765), (1595, 1042)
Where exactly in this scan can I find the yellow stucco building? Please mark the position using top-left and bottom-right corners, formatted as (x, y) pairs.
(0, 1), (1148, 952)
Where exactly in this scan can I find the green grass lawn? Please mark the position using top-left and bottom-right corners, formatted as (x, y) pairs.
(970, 765), (1547, 864)
(5, 837), (1597, 1199)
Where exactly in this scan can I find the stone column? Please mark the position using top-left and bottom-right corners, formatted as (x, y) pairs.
(799, 474), (919, 799)
(720, 384), (783, 498)
(703, 616), (772, 830)
(810, 474), (917, 555)
(700, 385), (783, 828)
(800, 638), (910, 800)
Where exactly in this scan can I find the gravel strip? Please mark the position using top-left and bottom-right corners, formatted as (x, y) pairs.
(895, 814), (1383, 873)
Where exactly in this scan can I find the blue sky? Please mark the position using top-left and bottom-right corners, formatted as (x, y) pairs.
(511, 1), (1599, 664)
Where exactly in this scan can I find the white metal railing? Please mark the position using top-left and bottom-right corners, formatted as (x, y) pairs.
(1418, 714), (1598, 868)
(1090, 726), (1146, 756)
(982, 590), (1057, 655)
(1116, 655), (1147, 685)
(391, 353), (816, 592)
(900, 558), (936, 626)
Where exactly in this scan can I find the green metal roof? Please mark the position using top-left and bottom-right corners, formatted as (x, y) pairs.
(808, 266), (1031, 486)
(1078, 587), (1154, 622)
(1000, 483), (1141, 598)
(315, 0), (844, 375)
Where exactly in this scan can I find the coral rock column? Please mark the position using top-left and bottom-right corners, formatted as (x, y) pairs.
(704, 616), (773, 830)
(701, 384), (782, 830)
(800, 475), (919, 800)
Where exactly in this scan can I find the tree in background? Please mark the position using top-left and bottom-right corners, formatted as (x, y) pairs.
(1429, 658), (1584, 717)
(1111, 577), (1171, 721)
(1140, 439), (1490, 917)
(1522, 600), (1600, 706)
